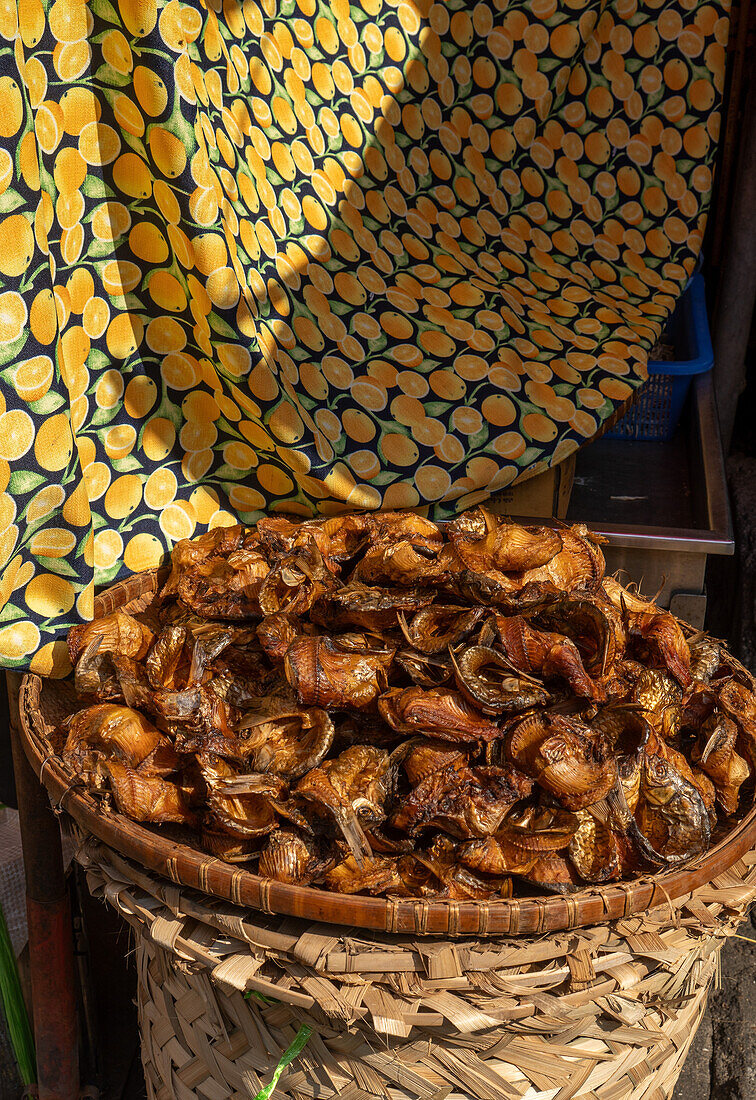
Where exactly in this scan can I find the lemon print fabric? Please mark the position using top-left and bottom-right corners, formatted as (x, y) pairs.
(0, 0), (730, 673)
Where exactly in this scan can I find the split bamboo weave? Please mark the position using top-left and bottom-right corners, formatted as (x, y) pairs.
(77, 833), (756, 1100)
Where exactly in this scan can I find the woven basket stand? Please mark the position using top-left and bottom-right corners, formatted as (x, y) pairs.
(75, 832), (756, 1100)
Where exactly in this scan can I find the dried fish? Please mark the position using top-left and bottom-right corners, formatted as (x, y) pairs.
(237, 706), (334, 780)
(413, 835), (511, 899)
(692, 712), (750, 815)
(296, 746), (391, 864)
(199, 754), (283, 839)
(285, 634), (394, 709)
(533, 597), (623, 678)
(394, 649), (454, 688)
(69, 611), (155, 698)
(391, 763), (532, 838)
(326, 853), (404, 895)
(495, 616), (601, 700)
(516, 524), (606, 593)
(447, 508), (563, 573)
(689, 635), (722, 683)
(507, 713), (616, 810)
(258, 539), (333, 617)
(318, 582), (435, 633)
(58, 504), (756, 898)
(500, 804), (580, 852)
(520, 852), (583, 894)
(63, 704), (178, 783)
(399, 604), (484, 655)
(259, 828), (332, 885)
(458, 835), (539, 877)
(451, 645), (550, 714)
(379, 687), (502, 744)
(104, 762), (194, 825)
(634, 754), (711, 863)
(568, 811), (621, 883)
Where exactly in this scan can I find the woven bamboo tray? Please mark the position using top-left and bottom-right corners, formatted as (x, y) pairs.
(75, 831), (756, 1100)
(18, 570), (756, 937)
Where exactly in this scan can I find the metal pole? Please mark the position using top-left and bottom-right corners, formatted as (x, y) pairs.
(6, 672), (79, 1100)
(712, 74), (756, 452)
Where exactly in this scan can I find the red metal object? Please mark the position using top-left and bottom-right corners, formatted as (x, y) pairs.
(6, 671), (79, 1100)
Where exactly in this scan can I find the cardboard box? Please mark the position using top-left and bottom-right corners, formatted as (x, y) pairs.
(487, 453), (575, 520)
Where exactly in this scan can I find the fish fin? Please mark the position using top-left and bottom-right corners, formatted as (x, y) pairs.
(333, 806), (373, 867)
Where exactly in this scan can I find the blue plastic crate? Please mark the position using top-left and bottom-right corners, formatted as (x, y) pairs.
(605, 274), (713, 442)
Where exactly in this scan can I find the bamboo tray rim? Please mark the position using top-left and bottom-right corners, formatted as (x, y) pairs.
(18, 568), (756, 937)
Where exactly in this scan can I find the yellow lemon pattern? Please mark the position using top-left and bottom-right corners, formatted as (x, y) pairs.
(0, 0), (730, 670)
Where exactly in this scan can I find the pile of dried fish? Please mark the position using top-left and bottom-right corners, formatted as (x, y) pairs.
(59, 508), (756, 899)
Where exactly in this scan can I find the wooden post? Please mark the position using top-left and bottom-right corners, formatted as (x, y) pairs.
(712, 76), (756, 452)
(6, 672), (79, 1100)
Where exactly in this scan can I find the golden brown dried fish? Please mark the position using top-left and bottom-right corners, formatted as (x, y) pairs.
(257, 514), (372, 569)
(259, 827), (332, 885)
(500, 804), (580, 852)
(400, 739), (468, 785)
(634, 754), (711, 863)
(689, 635), (722, 683)
(390, 762), (532, 838)
(516, 524), (606, 593)
(104, 762), (194, 825)
(602, 578), (692, 687)
(718, 680), (756, 766)
(326, 853), (404, 895)
(110, 655), (157, 713)
(201, 831), (260, 862)
(176, 547), (270, 620)
(237, 706), (334, 780)
(507, 714), (616, 810)
(520, 852), (583, 893)
(632, 670), (683, 743)
(458, 835), (539, 876)
(152, 684), (240, 758)
(451, 645), (551, 714)
(161, 525), (246, 598)
(495, 615), (601, 700)
(256, 614), (298, 661)
(399, 604), (484, 655)
(692, 712), (750, 816)
(186, 623), (257, 685)
(450, 571), (560, 613)
(145, 624), (189, 691)
(629, 611), (692, 688)
(351, 514), (443, 586)
(295, 746), (391, 863)
(568, 810), (621, 883)
(534, 596), (623, 678)
(199, 754), (283, 838)
(394, 649), (454, 688)
(63, 704), (178, 782)
(379, 686), (502, 743)
(285, 634), (394, 709)
(258, 539), (333, 617)
(69, 611), (155, 698)
(60, 504), (755, 894)
(447, 507), (563, 573)
(317, 582), (435, 633)
(413, 835), (512, 899)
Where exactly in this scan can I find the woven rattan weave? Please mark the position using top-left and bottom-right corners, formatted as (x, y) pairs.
(77, 834), (756, 1100)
